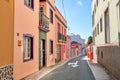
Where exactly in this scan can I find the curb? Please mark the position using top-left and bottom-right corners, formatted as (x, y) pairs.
(37, 59), (70, 80)
(87, 58), (116, 80)
(87, 59), (98, 80)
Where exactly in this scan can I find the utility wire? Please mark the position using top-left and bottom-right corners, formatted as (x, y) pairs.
(62, 0), (66, 19)
(62, 0), (70, 35)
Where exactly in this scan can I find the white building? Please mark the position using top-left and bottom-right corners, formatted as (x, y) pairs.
(92, 0), (120, 79)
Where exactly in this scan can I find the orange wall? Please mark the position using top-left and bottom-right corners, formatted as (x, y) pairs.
(0, 0), (14, 66)
(14, 0), (39, 79)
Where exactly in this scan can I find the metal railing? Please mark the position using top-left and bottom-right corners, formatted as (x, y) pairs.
(39, 12), (49, 29)
(58, 33), (66, 42)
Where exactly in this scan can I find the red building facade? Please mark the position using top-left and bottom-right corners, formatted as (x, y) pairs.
(55, 7), (67, 62)
(66, 35), (71, 58)
(71, 41), (82, 57)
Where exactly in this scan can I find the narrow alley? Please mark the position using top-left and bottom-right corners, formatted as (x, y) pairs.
(40, 55), (95, 80)
(0, 0), (120, 80)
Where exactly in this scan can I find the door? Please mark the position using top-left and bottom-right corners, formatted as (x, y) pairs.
(41, 39), (46, 67)
(57, 45), (61, 62)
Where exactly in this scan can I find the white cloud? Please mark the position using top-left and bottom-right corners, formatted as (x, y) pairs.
(78, 1), (83, 6)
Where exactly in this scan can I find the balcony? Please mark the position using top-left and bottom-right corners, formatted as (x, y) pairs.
(39, 12), (49, 32)
(58, 33), (66, 42)
(58, 33), (62, 41)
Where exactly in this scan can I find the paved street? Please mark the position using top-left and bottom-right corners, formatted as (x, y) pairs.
(40, 55), (95, 80)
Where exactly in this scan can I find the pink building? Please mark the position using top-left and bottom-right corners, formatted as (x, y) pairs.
(39, 0), (56, 67)
(14, 0), (39, 79)
(71, 41), (82, 57)
(66, 35), (71, 58)
(55, 7), (67, 62)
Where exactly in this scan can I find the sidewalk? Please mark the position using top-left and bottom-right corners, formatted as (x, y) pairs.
(22, 56), (117, 80)
(22, 59), (70, 80)
(87, 57), (116, 80)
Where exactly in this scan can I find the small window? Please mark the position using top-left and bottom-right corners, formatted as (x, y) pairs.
(95, 27), (96, 37)
(40, 6), (44, 13)
(64, 29), (66, 35)
(101, 51), (103, 59)
(100, 18), (103, 32)
(50, 40), (53, 54)
(57, 23), (60, 33)
(25, 0), (34, 9)
(92, 11), (95, 26)
(50, 9), (53, 24)
(97, 23), (99, 35)
(96, 0), (98, 6)
(23, 34), (33, 61)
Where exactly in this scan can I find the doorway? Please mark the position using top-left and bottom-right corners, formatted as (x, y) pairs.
(40, 39), (46, 67)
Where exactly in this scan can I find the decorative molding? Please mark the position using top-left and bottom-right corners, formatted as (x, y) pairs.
(55, 14), (67, 28)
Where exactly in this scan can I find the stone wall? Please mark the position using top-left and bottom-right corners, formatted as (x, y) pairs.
(97, 45), (120, 80)
(0, 64), (13, 80)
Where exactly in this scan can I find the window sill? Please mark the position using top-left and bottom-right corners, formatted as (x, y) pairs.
(23, 58), (33, 62)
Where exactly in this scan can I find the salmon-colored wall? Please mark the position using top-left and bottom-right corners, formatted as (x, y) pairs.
(55, 7), (67, 60)
(0, 0), (14, 66)
(66, 35), (71, 58)
(14, 0), (39, 79)
(40, 1), (56, 67)
(46, 2), (56, 67)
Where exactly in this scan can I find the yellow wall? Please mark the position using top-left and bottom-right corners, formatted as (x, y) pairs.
(0, 0), (14, 66)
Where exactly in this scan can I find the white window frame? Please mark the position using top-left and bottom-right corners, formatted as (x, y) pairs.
(23, 34), (33, 61)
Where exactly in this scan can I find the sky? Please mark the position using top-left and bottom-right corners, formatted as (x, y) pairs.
(55, 0), (92, 42)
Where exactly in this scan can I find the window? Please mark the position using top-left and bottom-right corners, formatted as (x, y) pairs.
(101, 51), (103, 59)
(96, 0), (98, 6)
(92, 11), (95, 26)
(57, 23), (60, 33)
(104, 8), (110, 43)
(95, 27), (97, 37)
(93, 30), (95, 44)
(25, 0), (34, 9)
(40, 6), (44, 13)
(50, 9), (53, 23)
(64, 29), (66, 35)
(50, 40), (53, 54)
(94, 5), (96, 13)
(100, 18), (103, 32)
(23, 34), (33, 61)
(97, 23), (99, 35)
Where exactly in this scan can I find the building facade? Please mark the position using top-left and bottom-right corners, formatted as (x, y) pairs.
(14, 0), (39, 79)
(0, 0), (14, 79)
(92, 0), (120, 79)
(0, 0), (39, 79)
(55, 7), (67, 62)
(40, 0), (56, 67)
(71, 42), (82, 57)
(66, 35), (71, 58)
(70, 34), (84, 58)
